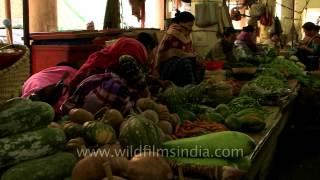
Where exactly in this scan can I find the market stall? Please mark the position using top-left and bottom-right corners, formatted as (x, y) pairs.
(2, 0), (320, 180)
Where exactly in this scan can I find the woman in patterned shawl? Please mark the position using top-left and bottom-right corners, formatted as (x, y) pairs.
(156, 10), (204, 87)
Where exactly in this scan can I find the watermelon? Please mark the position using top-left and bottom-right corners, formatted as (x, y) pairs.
(0, 127), (66, 169)
(83, 121), (116, 145)
(119, 114), (163, 156)
(0, 98), (55, 138)
(63, 122), (85, 140)
(1, 152), (77, 180)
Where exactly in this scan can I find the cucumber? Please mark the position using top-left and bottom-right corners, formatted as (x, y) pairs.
(0, 128), (66, 169)
(0, 98), (55, 138)
(1, 152), (77, 180)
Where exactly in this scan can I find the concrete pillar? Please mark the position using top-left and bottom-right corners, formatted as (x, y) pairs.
(29, 0), (57, 32)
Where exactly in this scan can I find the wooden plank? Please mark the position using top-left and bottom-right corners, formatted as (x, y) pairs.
(4, 0), (13, 44)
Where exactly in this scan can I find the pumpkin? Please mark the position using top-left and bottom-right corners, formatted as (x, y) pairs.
(65, 137), (86, 158)
(101, 109), (124, 130)
(157, 121), (173, 135)
(48, 122), (62, 129)
(72, 156), (106, 180)
(136, 98), (157, 111)
(141, 109), (159, 123)
(72, 144), (129, 180)
(168, 113), (180, 127)
(127, 152), (173, 180)
(69, 108), (95, 124)
(155, 104), (171, 122)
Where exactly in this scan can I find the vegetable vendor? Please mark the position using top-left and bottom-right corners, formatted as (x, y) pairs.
(69, 32), (157, 94)
(156, 10), (205, 87)
(262, 32), (281, 49)
(295, 22), (320, 71)
(21, 62), (78, 115)
(206, 27), (238, 64)
(234, 25), (262, 59)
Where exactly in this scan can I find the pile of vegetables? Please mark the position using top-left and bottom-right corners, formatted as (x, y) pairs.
(227, 96), (262, 114)
(259, 56), (305, 79)
(255, 67), (286, 81)
(0, 98), (76, 180)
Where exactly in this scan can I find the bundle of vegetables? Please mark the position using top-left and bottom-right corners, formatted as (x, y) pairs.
(261, 46), (278, 58)
(255, 67), (286, 81)
(259, 56), (305, 79)
(227, 96), (261, 114)
(172, 120), (229, 139)
(224, 108), (268, 132)
(198, 79), (234, 107)
(176, 103), (216, 118)
(239, 75), (289, 104)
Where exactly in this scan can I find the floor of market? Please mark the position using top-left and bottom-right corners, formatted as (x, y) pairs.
(267, 98), (320, 180)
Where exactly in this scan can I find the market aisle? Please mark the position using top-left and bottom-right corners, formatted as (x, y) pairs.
(267, 101), (320, 180)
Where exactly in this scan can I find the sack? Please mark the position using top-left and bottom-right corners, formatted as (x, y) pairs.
(195, 3), (218, 27)
(249, 3), (265, 17)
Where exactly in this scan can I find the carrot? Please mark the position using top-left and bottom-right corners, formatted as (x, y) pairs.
(184, 120), (193, 125)
(175, 124), (180, 134)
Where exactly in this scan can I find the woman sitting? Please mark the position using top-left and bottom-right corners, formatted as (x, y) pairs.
(234, 25), (261, 59)
(296, 22), (320, 71)
(206, 27), (238, 63)
(156, 10), (204, 87)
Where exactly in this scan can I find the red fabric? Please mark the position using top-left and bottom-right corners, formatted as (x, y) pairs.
(70, 37), (148, 91)
(206, 61), (224, 70)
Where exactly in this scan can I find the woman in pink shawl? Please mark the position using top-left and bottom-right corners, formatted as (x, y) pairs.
(21, 62), (78, 114)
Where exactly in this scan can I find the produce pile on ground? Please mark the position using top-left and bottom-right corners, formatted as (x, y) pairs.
(0, 95), (258, 180)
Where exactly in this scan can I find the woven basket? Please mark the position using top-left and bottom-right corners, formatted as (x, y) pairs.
(0, 45), (30, 103)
